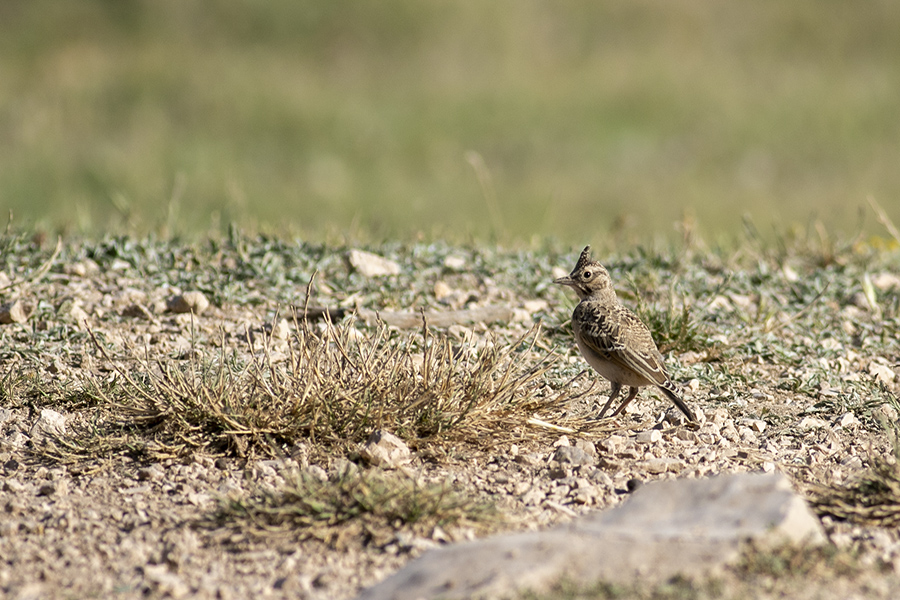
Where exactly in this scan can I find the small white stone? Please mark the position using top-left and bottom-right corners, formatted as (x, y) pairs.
(109, 258), (132, 271)
(268, 318), (291, 340)
(65, 262), (87, 277)
(599, 435), (626, 454)
(820, 338), (842, 351)
(30, 409), (67, 441)
(553, 435), (571, 448)
(708, 296), (732, 312)
(837, 412), (860, 429)
(167, 291), (210, 315)
(841, 455), (863, 470)
(443, 255), (466, 270)
(749, 389), (770, 401)
(64, 260), (99, 277)
(744, 419), (766, 433)
(675, 428), (699, 443)
(645, 458), (668, 474)
(798, 416), (828, 430)
(782, 265), (799, 282)
(349, 249), (401, 277)
(512, 308), (532, 323)
(0, 299), (30, 324)
(522, 299), (549, 314)
(710, 408), (730, 425)
(305, 465), (328, 482)
(868, 361), (896, 384)
(360, 430), (411, 468)
(636, 430), (662, 444)
(872, 272), (900, 291)
(877, 403), (899, 422)
(433, 281), (453, 300)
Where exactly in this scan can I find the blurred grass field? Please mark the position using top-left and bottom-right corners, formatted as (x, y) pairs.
(1, 0), (899, 242)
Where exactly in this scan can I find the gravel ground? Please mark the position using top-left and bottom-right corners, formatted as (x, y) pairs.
(2, 234), (900, 598)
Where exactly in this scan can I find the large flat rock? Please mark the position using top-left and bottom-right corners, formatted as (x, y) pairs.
(357, 472), (824, 600)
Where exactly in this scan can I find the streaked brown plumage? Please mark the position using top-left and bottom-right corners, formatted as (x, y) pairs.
(554, 246), (697, 422)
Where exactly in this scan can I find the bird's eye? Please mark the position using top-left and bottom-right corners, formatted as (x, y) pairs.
(582, 270), (592, 279)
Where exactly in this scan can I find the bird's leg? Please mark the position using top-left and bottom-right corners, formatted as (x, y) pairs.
(596, 382), (622, 419)
(609, 387), (640, 417)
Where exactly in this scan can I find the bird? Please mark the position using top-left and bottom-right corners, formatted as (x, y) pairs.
(554, 246), (697, 422)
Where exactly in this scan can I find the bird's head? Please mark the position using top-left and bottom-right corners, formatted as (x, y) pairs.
(553, 246), (614, 301)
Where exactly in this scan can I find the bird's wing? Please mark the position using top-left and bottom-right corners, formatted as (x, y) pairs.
(574, 302), (670, 386)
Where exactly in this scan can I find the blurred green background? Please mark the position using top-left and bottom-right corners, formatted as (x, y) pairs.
(2, 0), (899, 242)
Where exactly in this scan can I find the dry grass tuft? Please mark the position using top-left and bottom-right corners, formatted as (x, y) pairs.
(810, 395), (900, 528)
(810, 460), (900, 529)
(203, 466), (499, 549)
(76, 318), (568, 459)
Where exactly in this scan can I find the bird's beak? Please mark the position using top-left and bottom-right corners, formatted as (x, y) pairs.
(554, 275), (574, 287)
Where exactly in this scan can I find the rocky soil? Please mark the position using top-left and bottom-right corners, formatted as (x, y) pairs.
(2, 235), (900, 599)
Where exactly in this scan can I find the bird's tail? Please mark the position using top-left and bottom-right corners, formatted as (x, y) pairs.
(660, 383), (697, 422)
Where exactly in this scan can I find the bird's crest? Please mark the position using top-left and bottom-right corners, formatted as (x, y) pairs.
(573, 245), (593, 271)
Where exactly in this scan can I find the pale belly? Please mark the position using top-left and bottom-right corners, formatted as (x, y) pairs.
(575, 336), (653, 388)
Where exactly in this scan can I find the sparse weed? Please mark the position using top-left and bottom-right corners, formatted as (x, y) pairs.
(635, 294), (712, 357)
(732, 541), (864, 580)
(203, 467), (498, 549)
(516, 542), (865, 600)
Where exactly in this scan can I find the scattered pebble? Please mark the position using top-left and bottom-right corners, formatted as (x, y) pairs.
(36, 482), (57, 496)
(360, 430), (411, 468)
(443, 255), (466, 270)
(120, 303), (154, 319)
(743, 419), (767, 433)
(514, 453), (544, 467)
(348, 249), (401, 277)
(798, 417), (828, 430)
(636, 430), (662, 444)
(265, 318), (291, 340)
(868, 360), (896, 384)
(522, 299), (548, 314)
(552, 445), (594, 466)
(167, 291), (210, 315)
(871, 272), (900, 290)
(836, 412), (860, 429)
(29, 409), (67, 443)
(433, 281), (453, 301)
(0, 299), (31, 324)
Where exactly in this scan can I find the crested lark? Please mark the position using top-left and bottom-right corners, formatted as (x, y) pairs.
(554, 246), (697, 422)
